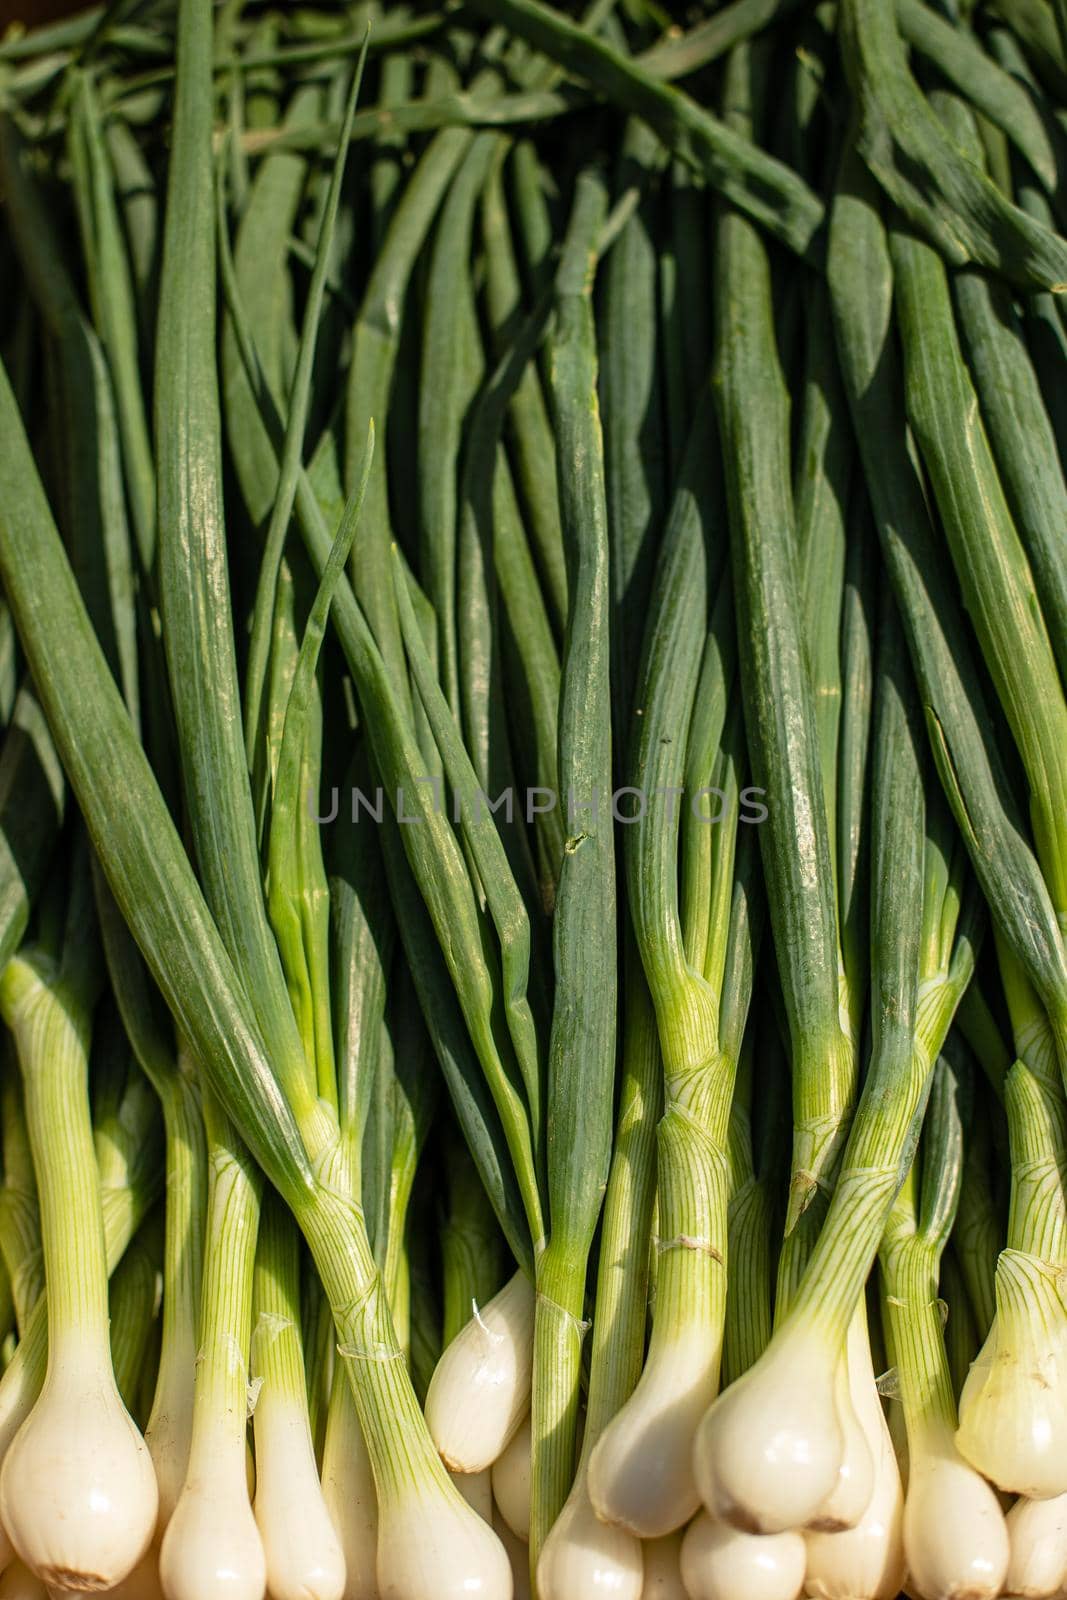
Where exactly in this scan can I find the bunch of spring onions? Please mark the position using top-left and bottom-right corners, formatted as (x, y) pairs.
(0, 0), (1065, 1596)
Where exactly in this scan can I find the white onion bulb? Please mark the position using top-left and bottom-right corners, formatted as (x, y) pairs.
(679, 1512), (806, 1600)
(158, 1413), (266, 1600)
(425, 1272), (534, 1473)
(0, 1345), (158, 1593)
(536, 1467), (643, 1600)
(956, 1254), (1067, 1499)
(589, 1322), (717, 1536)
(692, 1329), (844, 1533)
(902, 1438), (1008, 1600)
(1004, 1492), (1067, 1599)
(374, 1476), (512, 1600)
(491, 1411), (531, 1542)
(804, 1375), (904, 1600)
(805, 1345), (874, 1533)
(253, 1382), (345, 1600)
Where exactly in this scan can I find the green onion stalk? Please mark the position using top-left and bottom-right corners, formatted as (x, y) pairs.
(955, 939), (1067, 1500)
(584, 367), (752, 1539)
(879, 1057), (1009, 1600)
(0, 886), (157, 1592)
(250, 1192), (345, 1600)
(690, 41), (860, 1540)
(158, 1094), (264, 1600)
(0, 19), (512, 1600)
(695, 559), (978, 1550)
(0, 948), (159, 1577)
(525, 168), (617, 1575)
(828, 145), (1067, 1111)
(535, 955), (664, 1598)
(0, 1053), (43, 1340)
(679, 1026), (808, 1600)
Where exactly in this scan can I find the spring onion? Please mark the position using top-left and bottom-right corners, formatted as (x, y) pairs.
(0, 4), (1066, 1596)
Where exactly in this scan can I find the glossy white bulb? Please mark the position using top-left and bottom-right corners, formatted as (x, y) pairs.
(425, 1271), (534, 1474)
(902, 1440), (1009, 1600)
(491, 1411), (531, 1542)
(536, 1468), (643, 1600)
(253, 1390), (345, 1600)
(320, 1376), (377, 1600)
(806, 1349), (874, 1533)
(375, 1477), (512, 1600)
(0, 1348), (158, 1593)
(804, 1394), (904, 1599)
(679, 1512), (806, 1600)
(957, 1253), (1067, 1499)
(589, 1323), (716, 1536)
(640, 1532), (687, 1599)
(692, 1330), (844, 1533)
(159, 1416), (266, 1600)
(1004, 1492), (1067, 1599)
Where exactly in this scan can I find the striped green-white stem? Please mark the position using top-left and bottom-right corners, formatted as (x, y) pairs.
(0, 1054), (42, 1339)
(158, 1092), (264, 1600)
(956, 941), (1067, 1499)
(879, 1059), (1009, 1600)
(588, 395), (745, 1539)
(250, 1192), (344, 1600)
(692, 41), (856, 1539)
(695, 592), (976, 1536)
(536, 965), (662, 1597)
(0, 943), (157, 1591)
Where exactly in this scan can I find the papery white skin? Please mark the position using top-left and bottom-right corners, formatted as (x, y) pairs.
(589, 1322), (715, 1536)
(692, 1328), (844, 1533)
(452, 1468), (495, 1525)
(425, 1271), (534, 1473)
(253, 1389), (345, 1600)
(144, 1323), (198, 1535)
(1004, 1492), (1067, 1599)
(679, 1512), (806, 1600)
(0, 1562), (47, 1600)
(158, 1413), (266, 1600)
(956, 1253), (1067, 1499)
(902, 1440), (1009, 1600)
(491, 1411), (531, 1542)
(374, 1478), (512, 1600)
(492, 1511), (531, 1600)
(640, 1532), (687, 1599)
(320, 1373), (378, 1600)
(0, 1344), (158, 1592)
(805, 1343), (874, 1533)
(804, 1367), (904, 1600)
(536, 1464), (643, 1600)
